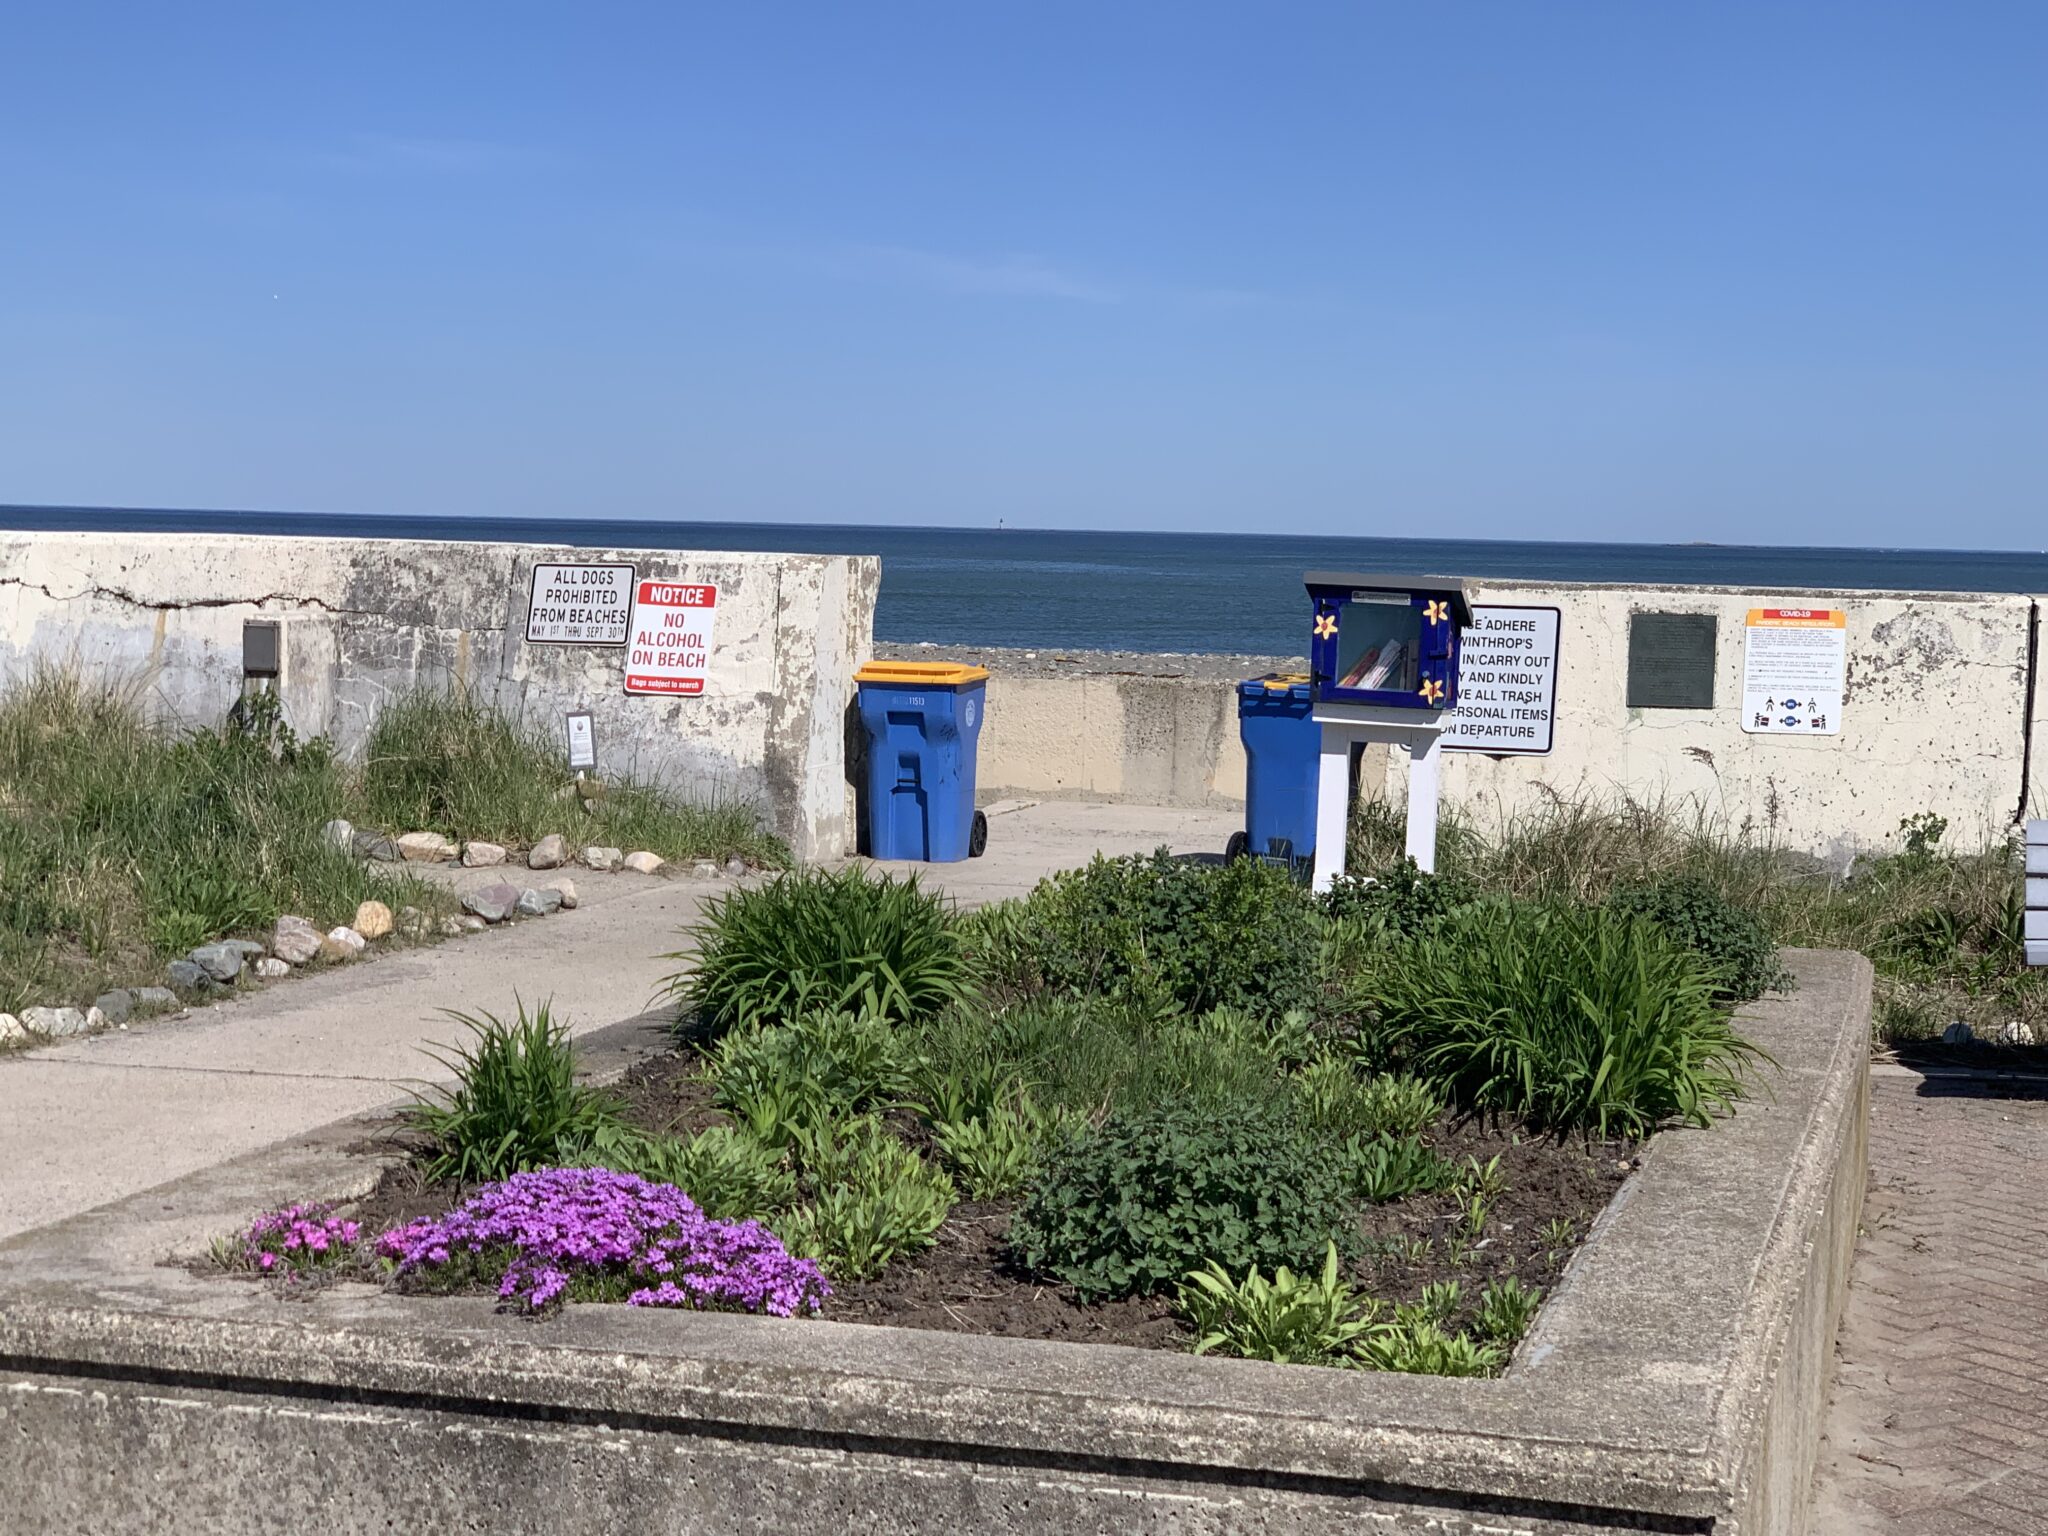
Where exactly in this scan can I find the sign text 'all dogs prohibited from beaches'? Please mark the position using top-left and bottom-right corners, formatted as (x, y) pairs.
(1443, 605), (1560, 755)
(1742, 607), (1846, 735)
(526, 563), (634, 645)
(624, 580), (720, 696)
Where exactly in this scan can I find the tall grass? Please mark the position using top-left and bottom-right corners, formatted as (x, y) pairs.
(353, 687), (783, 865)
(0, 670), (440, 1011)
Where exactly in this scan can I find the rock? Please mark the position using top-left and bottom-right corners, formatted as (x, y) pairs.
(352, 830), (401, 862)
(516, 887), (563, 917)
(255, 957), (291, 979)
(222, 939), (267, 960)
(581, 845), (623, 872)
(459, 915), (487, 932)
(724, 858), (749, 877)
(462, 840), (507, 868)
(22, 1006), (89, 1038)
(463, 882), (522, 923)
(320, 926), (367, 961)
(321, 818), (354, 850)
(397, 905), (428, 937)
(0, 1013), (23, 1044)
(271, 915), (322, 966)
(623, 851), (666, 875)
(552, 879), (579, 910)
(352, 900), (395, 940)
(1942, 1020), (1976, 1045)
(93, 989), (134, 1024)
(187, 943), (248, 983)
(166, 960), (212, 991)
(133, 987), (178, 1010)
(2001, 1020), (2037, 1046)
(528, 834), (568, 870)
(396, 831), (457, 863)
(439, 916), (469, 937)
(691, 860), (718, 878)
(85, 1005), (107, 1032)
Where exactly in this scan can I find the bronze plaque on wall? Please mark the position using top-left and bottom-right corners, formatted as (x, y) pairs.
(1627, 612), (1717, 709)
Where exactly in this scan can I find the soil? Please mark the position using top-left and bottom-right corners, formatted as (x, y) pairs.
(333, 1049), (1636, 1350)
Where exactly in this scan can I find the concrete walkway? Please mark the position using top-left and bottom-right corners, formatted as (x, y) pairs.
(1812, 1062), (2048, 1533)
(0, 801), (1238, 1242)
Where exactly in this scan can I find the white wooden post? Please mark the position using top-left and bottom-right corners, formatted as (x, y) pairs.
(1404, 731), (1441, 873)
(1312, 722), (1353, 894)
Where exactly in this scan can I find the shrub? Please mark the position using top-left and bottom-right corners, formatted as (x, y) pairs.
(1609, 874), (1787, 1002)
(1353, 900), (1763, 1137)
(1293, 1057), (1444, 1141)
(779, 1117), (955, 1280)
(588, 1126), (798, 1222)
(1179, 1243), (1380, 1364)
(932, 1097), (1064, 1200)
(1341, 1134), (1458, 1204)
(1321, 862), (1478, 939)
(378, 1166), (829, 1315)
(705, 1007), (909, 1144)
(1007, 849), (1321, 1017)
(404, 1002), (626, 1182)
(1008, 1103), (1354, 1302)
(666, 868), (969, 1035)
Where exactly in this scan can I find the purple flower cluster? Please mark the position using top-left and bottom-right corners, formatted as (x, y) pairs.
(375, 1166), (830, 1316)
(238, 1201), (363, 1277)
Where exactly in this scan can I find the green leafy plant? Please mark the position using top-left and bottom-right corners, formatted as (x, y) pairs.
(403, 1001), (626, 1183)
(1475, 1276), (1543, 1345)
(705, 1008), (908, 1145)
(779, 1117), (955, 1280)
(589, 1125), (798, 1221)
(1295, 1057), (1445, 1140)
(1008, 1103), (1355, 1302)
(666, 868), (969, 1035)
(1322, 861), (1479, 938)
(1341, 1133), (1459, 1204)
(1358, 1318), (1504, 1377)
(1609, 873), (1788, 1002)
(1454, 1153), (1508, 1202)
(933, 1097), (1061, 1200)
(1179, 1243), (1381, 1364)
(1003, 849), (1322, 1017)
(1353, 899), (1765, 1136)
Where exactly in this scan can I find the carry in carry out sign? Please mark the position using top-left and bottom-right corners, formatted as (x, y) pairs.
(1443, 605), (1560, 755)
(624, 581), (719, 696)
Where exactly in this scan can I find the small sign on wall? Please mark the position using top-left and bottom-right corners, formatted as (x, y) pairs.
(526, 563), (634, 645)
(1742, 607), (1846, 734)
(1443, 605), (1560, 755)
(564, 709), (596, 770)
(624, 580), (719, 696)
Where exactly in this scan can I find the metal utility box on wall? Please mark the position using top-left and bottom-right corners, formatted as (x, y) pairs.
(1304, 573), (1473, 890)
(241, 621), (281, 679)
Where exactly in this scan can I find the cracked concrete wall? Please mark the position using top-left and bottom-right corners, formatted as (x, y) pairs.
(0, 532), (878, 861)
(1371, 579), (2039, 860)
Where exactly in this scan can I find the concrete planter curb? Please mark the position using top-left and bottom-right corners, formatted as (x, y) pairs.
(0, 951), (1869, 1534)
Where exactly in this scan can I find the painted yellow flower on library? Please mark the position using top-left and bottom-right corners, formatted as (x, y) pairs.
(1423, 600), (1448, 624)
(1313, 612), (1337, 639)
(1417, 677), (1445, 706)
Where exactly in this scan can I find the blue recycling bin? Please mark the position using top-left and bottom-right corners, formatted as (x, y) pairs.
(1233, 673), (1319, 866)
(855, 661), (990, 861)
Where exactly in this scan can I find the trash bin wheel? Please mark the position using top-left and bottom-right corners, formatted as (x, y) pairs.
(969, 810), (989, 858)
(1225, 830), (1249, 862)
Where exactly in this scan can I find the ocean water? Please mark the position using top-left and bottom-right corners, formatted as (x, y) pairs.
(7, 503), (2046, 656)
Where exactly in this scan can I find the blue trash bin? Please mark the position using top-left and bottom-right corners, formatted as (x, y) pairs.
(855, 661), (990, 861)
(1233, 672), (1318, 867)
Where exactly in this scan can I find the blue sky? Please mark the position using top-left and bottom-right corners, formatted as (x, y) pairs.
(2, 3), (2044, 545)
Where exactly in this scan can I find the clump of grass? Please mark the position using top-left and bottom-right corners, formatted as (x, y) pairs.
(0, 669), (442, 1010)
(353, 686), (782, 865)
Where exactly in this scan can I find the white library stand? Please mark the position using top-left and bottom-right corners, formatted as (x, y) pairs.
(1310, 700), (1450, 892)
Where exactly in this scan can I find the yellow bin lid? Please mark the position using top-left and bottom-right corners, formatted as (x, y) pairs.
(855, 660), (990, 686)
(1259, 671), (1311, 691)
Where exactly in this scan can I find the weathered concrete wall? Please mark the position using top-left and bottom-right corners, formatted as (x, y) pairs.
(955, 587), (2047, 855)
(0, 952), (1870, 1533)
(0, 532), (879, 860)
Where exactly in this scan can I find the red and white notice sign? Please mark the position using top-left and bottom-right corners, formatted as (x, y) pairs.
(624, 580), (719, 696)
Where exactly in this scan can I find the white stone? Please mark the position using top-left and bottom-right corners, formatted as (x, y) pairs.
(552, 879), (578, 910)
(21, 1006), (89, 1038)
(0, 1013), (24, 1044)
(528, 833), (568, 870)
(85, 1006), (107, 1032)
(321, 926), (368, 961)
(458, 915), (487, 932)
(272, 915), (322, 966)
(463, 841), (507, 868)
(623, 850), (666, 875)
(352, 900), (395, 940)
(396, 831), (457, 863)
(438, 916), (468, 937)
(692, 860), (718, 878)
(580, 845), (623, 872)
(2001, 1020), (2037, 1046)
(255, 957), (291, 979)
(1942, 1020), (1975, 1045)
(321, 818), (353, 850)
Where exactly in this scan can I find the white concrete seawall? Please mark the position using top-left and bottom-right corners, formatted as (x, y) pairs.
(0, 532), (879, 860)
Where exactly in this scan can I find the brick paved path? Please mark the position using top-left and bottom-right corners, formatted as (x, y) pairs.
(1813, 1066), (2048, 1534)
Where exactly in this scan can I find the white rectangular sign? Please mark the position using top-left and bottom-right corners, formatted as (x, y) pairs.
(1742, 607), (1845, 735)
(624, 579), (719, 696)
(1443, 605), (1560, 755)
(563, 709), (596, 770)
(526, 562), (634, 645)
